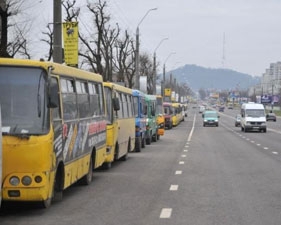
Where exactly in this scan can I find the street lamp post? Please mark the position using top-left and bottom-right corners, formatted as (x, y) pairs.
(163, 52), (176, 85)
(53, 0), (62, 63)
(162, 52), (176, 97)
(135, 8), (157, 90)
(153, 37), (168, 94)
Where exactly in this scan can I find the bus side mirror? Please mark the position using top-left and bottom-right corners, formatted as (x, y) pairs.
(48, 78), (59, 108)
(112, 97), (120, 111)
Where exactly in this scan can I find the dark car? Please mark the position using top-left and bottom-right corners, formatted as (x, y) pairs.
(235, 114), (241, 127)
(218, 106), (224, 112)
(266, 112), (277, 122)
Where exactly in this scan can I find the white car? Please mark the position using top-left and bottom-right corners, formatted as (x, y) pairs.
(199, 106), (205, 113)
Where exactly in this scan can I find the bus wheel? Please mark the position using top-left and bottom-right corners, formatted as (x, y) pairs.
(135, 137), (141, 152)
(146, 133), (152, 145)
(141, 136), (146, 148)
(152, 133), (157, 142)
(41, 197), (52, 208)
(169, 122), (173, 129)
(102, 162), (112, 170)
(80, 156), (93, 185)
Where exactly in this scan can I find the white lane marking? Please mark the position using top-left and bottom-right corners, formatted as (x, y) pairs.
(272, 152), (278, 155)
(257, 144), (261, 146)
(251, 141), (255, 143)
(170, 185), (179, 191)
(160, 208), (172, 218)
(181, 154), (186, 157)
(246, 138), (250, 141)
(183, 149), (188, 152)
(179, 161), (185, 165)
(175, 170), (182, 175)
(264, 147), (269, 150)
(187, 114), (196, 142)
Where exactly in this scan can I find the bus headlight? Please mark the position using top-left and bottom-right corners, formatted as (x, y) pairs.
(22, 176), (32, 186)
(10, 176), (20, 186)
(35, 176), (43, 183)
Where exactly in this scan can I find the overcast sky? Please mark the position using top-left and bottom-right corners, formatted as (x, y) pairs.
(25, 0), (281, 77)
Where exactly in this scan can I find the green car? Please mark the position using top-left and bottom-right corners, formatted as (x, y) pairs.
(202, 110), (219, 127)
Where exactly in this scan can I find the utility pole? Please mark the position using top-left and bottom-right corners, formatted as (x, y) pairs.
(135, 8), (157, 90)
(153, 38), (168, 94)
(53, 0), (62, 63)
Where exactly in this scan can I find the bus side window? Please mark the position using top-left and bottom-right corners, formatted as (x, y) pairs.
(76, 80), (90, 118)
(51, 77), (61, 120)
(97, 83), (105, 115)
(88, 82), (99, 117)
(61, 78), (78, 120)
(117, 92), (123, 119)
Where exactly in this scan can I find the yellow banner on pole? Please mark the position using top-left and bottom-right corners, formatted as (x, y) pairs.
(62, 22), (78, 67)
(164, 88), (171, 97)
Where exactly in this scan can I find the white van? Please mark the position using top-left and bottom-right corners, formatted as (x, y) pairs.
(240, 102), (267, 132)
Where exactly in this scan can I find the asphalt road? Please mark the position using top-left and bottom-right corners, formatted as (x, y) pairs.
(1, 107), (281, 225)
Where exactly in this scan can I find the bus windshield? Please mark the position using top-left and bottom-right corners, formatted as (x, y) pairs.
(0, 66), (49, 135)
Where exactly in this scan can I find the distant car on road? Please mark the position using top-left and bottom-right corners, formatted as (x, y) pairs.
(266, 112), (277, 122)
(235, 114), (241, 127)
(202, 110), (219, 127)
(227, 104), (233, 109)
(218, 106), (224, 112)
(199, 105), (205, 113)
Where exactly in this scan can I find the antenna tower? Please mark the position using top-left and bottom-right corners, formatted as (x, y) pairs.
(222, 32), (226, 68)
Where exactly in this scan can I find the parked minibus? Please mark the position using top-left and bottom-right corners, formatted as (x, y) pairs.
(0, 58), (107, 208)
(103, 82), (135, 168)
(156, 95), (165, 139)
(171, 102), (183, 126)
(0, 105), (2, 208)
(132, 90), (147, 152)
(144, 94), (158, 144)
(163, 102), (173, 129)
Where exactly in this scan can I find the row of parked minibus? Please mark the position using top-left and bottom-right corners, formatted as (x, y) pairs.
(0, 58), (180, 209)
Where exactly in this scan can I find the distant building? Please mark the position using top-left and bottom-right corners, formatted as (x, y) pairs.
(256, 62), (281, 96)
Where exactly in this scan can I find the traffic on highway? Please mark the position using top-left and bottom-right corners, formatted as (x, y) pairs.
(1, 104), (281, 225)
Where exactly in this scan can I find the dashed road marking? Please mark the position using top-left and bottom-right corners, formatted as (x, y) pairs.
(181, 154), (186, 157)
(264, 147), (269, 150)
(160, 208), (172, 218)
(272, 151), (278, 155)
(257, 144), (261, 146)
(179, 161), (185, 165)
(170, 185), (179, 191)
(183, 149), (188, 152)
(175, 170), (182, 175)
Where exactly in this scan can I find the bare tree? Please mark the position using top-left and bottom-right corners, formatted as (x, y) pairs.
(139, 52), (153, 93)
(62, 0), (80, 22)
(40, 24), (53, 61)
(114, 30), (136, 87)
(101, 23), (120, 81)
(0, 0), (31, 58)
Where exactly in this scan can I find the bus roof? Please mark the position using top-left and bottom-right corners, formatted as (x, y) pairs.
(103, 82), (132, 95)
(0, 58), (103, 82)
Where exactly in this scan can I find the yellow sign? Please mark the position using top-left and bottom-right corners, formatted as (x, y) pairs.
(164, 88), (171, 96)
(63, 22), (78, 67)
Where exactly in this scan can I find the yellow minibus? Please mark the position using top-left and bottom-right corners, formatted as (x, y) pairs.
(103, 82), (135, 168)
(0, 58), (107, 208)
